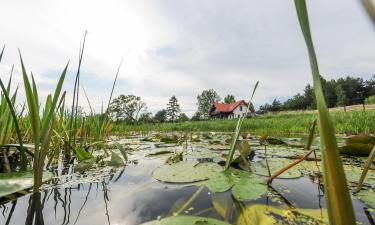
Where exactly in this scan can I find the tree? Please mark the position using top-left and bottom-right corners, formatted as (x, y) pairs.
(191, 111), (202, 121)
(197, 89), (221, 119)
(178, 113), (189, 122)
(224, 94), (236, 104)
(336, 85), (348, 110)
(138, 112), (153, 123)
(270, 98), (281, 112)
(154, 109), (167, 123)
(108, 94), (147, 123)
(166, 96), (181, 122)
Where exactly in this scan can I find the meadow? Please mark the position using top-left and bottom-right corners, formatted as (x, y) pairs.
(115, 110), (375, 135)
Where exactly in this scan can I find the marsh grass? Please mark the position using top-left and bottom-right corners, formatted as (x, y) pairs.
(294, 0), (355, 223)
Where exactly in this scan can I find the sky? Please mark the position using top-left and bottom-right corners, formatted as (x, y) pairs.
(0, 0), (375, 116)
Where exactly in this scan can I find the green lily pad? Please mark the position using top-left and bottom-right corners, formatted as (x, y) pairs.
(0, 171), (53, 197)
(248, 158), (302, 179)
(152, 161), (223, 183)
(205, 168), (267, 201)
(107, 151), (125, 167)
(358, 190), (375, 209)
(237, 204), (328, 225)
(141, 215), (230, 225)
(146, 150), (174, 157)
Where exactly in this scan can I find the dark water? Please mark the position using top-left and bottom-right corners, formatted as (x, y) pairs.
(0, 140), (374, 225)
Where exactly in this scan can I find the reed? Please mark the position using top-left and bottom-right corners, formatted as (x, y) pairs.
(294, 0), (355, 223)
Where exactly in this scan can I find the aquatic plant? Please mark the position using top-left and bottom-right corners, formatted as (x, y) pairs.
(294, 0), (356, 223)
(19, 52), (68, 192)
(224, 81), (259, 170)
(0, 47), (29, 171)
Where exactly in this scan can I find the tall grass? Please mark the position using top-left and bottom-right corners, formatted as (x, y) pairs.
(294, 0), (355, 223)
(19, 52), (68, 192)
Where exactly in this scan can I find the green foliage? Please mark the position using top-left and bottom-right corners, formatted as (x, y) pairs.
(108, 94), (147, 123)
(336, 84), (348, 107)
(178, 113), (189, 122)
(365, 95), (375, 104)
(153, 109), (167, 123)
(166, 95), (181, 122)
(196, 89), (221, 119)
(223, 94), (236, 104)
(19, 52), (68, 192)
(294, 0), (356, 223)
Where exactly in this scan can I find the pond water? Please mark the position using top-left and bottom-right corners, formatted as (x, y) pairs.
(0, 133), (374, 225)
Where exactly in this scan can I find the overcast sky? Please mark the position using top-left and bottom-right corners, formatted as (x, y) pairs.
(0, 0), (375, 116)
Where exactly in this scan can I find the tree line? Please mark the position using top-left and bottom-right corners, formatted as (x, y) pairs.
(107, 89), (240, 124)
(258, 75), (375, 114)
(107, 75), (375, 123)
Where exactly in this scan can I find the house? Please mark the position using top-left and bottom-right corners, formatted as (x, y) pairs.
(209, 100), (254, 119)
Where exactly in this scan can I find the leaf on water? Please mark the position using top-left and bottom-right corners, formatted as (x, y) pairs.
(0, 171), (53, 197)
(76, 147), (94, 161)
(75, 158), (95, 173)
(140, 215), (231, 225)
(146, 150), (174, 157)
(211, 192), (233, 220)
(247, 158), (302, 179)
(107, 151), (125, 167)
(237, 204), (328, 225)
(338, 143), (374, 156)
(206, 168), (267, 201)
(152, 161), (223, 183)
(358, 190), (375, 209)
(346, 134), (375, 145)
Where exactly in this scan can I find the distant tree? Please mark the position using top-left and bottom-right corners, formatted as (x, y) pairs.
(224, 94), (236, 104)
(336, 85), (348, 110)
(108, 94), (147, 123)
(178, 113), (189, 122)
(166, 96), (181, 122)
(365, 96), (375, 105)
(282, 94), (305, 111)
(303, 84), (315, 109)
(154, 109), (167, 123)
(270, 98), (281, 112)
(191, 111), (202, 121)
(197, 89), (221, 119)
(138, 112), (153, 123)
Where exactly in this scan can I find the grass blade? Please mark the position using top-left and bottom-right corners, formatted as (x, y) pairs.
(356, 146), (375, 192)
(294, 1), (356, 223)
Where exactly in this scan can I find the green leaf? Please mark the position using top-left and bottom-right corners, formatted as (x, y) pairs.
(294, 1), (355, 223)
(141, 215), (231, 225)
(152, 161), (223, 183)
(76, 147), (94, 161)
(107, 151), (125, 167)
(358, 190), (375, 209)
(0, 171), (53, 198)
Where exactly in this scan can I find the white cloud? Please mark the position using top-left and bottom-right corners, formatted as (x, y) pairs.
(1, 0), (375, 117)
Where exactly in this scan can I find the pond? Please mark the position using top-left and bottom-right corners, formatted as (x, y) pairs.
(0, 132), (374, 224)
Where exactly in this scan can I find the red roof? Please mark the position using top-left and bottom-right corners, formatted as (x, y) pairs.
(212, 100), (247, 113)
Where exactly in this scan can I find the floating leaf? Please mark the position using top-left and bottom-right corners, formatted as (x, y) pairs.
(152, 161), (223, 183)
(141, 215), (230, 225)
(76, 147), (94, 161)
(206, 168), (267, 201)
(237, 204), (328, 225)
(248, 158), (302, 179)
(0, 171), (53, 197)
(358, 190), (375, 209)
(107, 151), (125, 167)
(146, 150), (174, 157)
(339, 143), (374, 156)
(75, 158), (95, 173)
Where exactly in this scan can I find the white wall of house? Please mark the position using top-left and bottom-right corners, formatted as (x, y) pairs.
(228, 102), (249, 119)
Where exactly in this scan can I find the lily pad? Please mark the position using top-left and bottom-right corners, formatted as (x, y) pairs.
(358, 190), (375, 209)
(237, 204), (328, 225)
(248, 158), (302, 179)
(152, 161), (223, 183)
(107, 151), (125, 167)
(0, 171), (53, 197)
(206, 168), (267, 201)
(141, 215), (230, 225)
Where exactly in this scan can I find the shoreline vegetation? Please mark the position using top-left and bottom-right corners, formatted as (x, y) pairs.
(114, 108), (375, 135)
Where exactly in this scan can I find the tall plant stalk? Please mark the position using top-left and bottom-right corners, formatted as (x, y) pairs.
(225, 81), (259, 170)
(294, 1), (356, 223)
(19, 51), (68, 192)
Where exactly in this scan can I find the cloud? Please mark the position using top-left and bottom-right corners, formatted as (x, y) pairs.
(1, 0), (375, 116)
